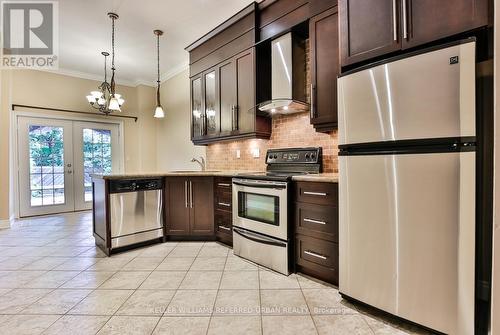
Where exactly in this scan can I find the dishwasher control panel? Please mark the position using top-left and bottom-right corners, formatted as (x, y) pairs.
(109, 178), (164, 193)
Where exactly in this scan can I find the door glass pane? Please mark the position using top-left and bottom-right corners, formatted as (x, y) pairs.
(205, 71), (217, 135)
(238, 192), (279, 226)
(28, 125), (64, 207)
(83, 128), (112, 202)
(192, 78), (203, 137)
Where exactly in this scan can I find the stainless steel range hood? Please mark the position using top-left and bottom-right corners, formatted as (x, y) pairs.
(258, 32), (309, 115)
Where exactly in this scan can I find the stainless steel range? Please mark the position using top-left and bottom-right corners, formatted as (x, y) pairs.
(232, 147), (322, 275)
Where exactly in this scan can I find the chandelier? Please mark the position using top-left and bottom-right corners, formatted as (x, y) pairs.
(86, 12), (124, 114)
(153, 29), (165, 118)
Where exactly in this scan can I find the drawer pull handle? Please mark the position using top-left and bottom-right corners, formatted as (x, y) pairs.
(303, 191), (327, 197)
(218, 202), (231, 207)
(304, 218), (326, 225)
(218, 183), (231, 187)
(304, 250), (327, 260)
(218, 225), (231, 231)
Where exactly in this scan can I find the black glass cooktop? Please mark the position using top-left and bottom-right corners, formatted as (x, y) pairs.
(237, 171), (309, 181)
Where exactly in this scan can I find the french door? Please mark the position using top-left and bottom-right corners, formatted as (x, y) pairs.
(17, 116), (121, 217)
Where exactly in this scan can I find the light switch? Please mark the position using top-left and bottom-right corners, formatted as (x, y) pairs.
(236, 149), (241, 159)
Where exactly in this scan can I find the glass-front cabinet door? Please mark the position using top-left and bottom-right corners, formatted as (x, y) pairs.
(204, 69), (219, 136)
(191, 76), (204, 139)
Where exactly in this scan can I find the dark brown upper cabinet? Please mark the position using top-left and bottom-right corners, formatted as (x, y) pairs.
(340, 0), (490, 67)
(309, 6), (340, 132)
(340, 0), (401, 67)
(402, 0), (489, 49)
(165, 177), (214, 237)
(185, 3), (271, 145)
(218, 49), (256, 137)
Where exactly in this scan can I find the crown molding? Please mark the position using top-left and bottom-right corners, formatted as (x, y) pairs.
(161, 61), (189, 83)
(35, 68), (157, 88)
(31, 62), (189, 88)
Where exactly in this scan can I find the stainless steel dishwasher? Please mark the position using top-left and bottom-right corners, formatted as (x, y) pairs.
(108, 178), (164, 249)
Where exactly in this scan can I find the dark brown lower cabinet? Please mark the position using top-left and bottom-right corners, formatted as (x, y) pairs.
(296, 235), (339, 284)
(165, 176), (214, 238)
(214, 177), (233, 246)
(294, 181), (339, 285)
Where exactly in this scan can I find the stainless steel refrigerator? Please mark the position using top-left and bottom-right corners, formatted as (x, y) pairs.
(338, 40), (476, 335)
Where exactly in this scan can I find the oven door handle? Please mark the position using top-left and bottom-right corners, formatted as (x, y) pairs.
(232, 180), (287, 189)
(233, 227), (287, 247)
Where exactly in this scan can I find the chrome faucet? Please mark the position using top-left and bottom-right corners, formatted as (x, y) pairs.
(191, 157), (206, 171)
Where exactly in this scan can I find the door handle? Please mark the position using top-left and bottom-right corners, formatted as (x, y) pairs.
(303, 191), (327, 197)
(304, 250), (327, 260)
(218, 225), (231, 231)
(232, 105), (239, 131)
(402, 0), (408, 39)
(392, 0), (397, 41)
(184, 181), (188, 208)
(189, 181), (193, 208)
(218, 183), (231, 187)
(218, 202), (231, 207)
(67, 170), (73, 174)
(310, 84), (315, 119)
(231, 105), (234, 131)
(233, 227), (287, 247)
(304, 218), (326, 225)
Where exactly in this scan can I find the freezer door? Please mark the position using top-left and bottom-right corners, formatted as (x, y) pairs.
(339, 152), (475, 335)
(338, 41), (476, 145)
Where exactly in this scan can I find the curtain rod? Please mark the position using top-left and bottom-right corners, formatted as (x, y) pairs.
(11, 104), (138, 122)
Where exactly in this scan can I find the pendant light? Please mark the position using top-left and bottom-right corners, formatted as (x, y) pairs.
(86, 12), (124, 114)
(108, 12), (122, 112)
(153, 29), (165, 118)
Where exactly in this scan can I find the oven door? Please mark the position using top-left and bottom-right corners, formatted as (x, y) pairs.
(232, 178), (288, 241)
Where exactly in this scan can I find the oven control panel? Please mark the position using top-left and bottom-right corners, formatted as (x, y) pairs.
(266, 148), (322, 164)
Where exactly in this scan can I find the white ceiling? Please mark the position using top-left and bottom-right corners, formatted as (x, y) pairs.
(56, 0), (257, 86)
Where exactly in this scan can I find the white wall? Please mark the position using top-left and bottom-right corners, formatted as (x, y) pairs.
(492, 2), (500, 334)
(156, 69), (206, 171)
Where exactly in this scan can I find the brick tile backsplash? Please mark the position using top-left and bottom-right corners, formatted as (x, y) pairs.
(206, 112), (338, 173)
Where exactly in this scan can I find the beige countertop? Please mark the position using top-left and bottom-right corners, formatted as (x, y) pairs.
(91, 171), (338, 183)
(291, 173), (338, 183)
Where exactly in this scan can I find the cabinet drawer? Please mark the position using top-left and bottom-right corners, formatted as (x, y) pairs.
(215, 209), (232, 234)
(295, 182), (338, 205)
(215, 177), (233, 190)
(215, 189), (232, 211)
(296, 234), (338, 284)
(295, 202), (338, 242)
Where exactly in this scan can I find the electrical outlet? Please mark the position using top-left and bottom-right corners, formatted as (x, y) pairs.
(252, 148), (260, 158)
(236, 149), (241, 159)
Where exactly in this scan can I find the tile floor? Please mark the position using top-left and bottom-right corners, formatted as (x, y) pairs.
(0, 212), (432, 335)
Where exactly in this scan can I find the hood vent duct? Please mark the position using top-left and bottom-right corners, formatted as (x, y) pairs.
(258, 32), (309, 115)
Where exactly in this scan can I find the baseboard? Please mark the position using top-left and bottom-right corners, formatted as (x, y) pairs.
(0, 219), (11, 229)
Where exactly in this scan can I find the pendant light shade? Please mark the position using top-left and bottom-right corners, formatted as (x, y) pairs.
(153, 29), (165, 118)
(154, 105), (165, 118)
(108, 95), (121, 111)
